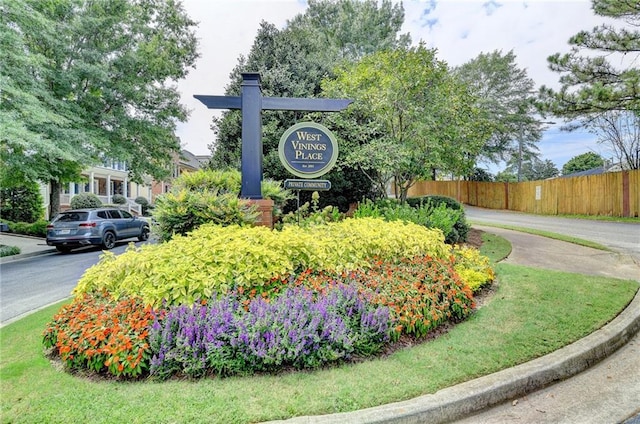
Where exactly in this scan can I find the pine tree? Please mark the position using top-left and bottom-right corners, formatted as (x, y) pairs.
(541, 0), (640, 116)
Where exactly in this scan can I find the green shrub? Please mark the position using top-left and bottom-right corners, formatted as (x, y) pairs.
(7, 219), (48, 237)
(407, 195), (463, 211)
(354, 198), (466, 244)
(134, 196), (151, 215)
(151, 170), (292, 241)
(0, 181), (43, 223)
(0, 245), (20, 257)
(74, 218), (449, 307)
(280, 191), (342, 227)
(111, 194), (126, 205)
(70, 193), (102, 209)
(173, 169), (241, 193)
(134, 196), (149, 206)
(152, 190), (259, 242)
(406, 196), (470, 243)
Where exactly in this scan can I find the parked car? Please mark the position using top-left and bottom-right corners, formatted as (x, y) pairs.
(46, 208), (150, 253)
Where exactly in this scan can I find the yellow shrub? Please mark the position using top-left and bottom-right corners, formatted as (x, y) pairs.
(451, 245), (495, 292)
(74, 218), (449, 306)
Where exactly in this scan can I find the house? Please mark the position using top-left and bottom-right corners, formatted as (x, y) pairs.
(150, 150), (209, 202)
(559, 162), (629, 179)
(41, 150), (209, 219)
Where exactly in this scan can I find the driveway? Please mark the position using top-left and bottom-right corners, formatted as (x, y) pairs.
(465, 206), (640, 265)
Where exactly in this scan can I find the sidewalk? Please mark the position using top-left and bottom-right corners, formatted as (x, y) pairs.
(0, 233), (56, 263)
(2, 229), (639, 423)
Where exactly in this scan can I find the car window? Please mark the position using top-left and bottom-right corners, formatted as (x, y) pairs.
(57, 212), (88, 222)
(97, 211), (109, 219)
(120, 210), (133, 219)
(107, 210), (122, 219)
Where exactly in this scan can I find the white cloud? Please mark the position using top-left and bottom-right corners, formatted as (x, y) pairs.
(176, 0), (620, 170)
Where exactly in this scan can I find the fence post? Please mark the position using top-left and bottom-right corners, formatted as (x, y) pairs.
(622, 171), (630, 217)
(504, 182), (509, 210)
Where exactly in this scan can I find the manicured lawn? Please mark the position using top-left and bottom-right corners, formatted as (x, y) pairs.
(469, 221), (611, 251)
(2, 261), (637, 423)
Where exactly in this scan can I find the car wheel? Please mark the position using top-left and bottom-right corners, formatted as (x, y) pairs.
(102, 231), (116, 249)
(56, 246), (72, 254)
(138, 226), (150, 242)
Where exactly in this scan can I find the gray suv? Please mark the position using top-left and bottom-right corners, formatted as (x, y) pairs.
(46, 208), (150, 253)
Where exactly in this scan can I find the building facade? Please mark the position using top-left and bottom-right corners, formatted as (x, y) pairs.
(42, 150), (209, 219)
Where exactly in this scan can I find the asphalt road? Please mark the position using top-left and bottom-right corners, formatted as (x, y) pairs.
(465, 206), (640, 261)
(0, 241), (146, 324)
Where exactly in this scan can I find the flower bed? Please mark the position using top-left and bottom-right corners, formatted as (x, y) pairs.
(43, 218), (492, 379)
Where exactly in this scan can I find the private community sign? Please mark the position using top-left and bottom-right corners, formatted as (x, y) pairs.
(278, 122), (339, 179)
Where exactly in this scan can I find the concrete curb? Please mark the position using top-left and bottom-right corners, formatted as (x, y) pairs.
(0, 246), (57, 264)
(271, 289), (640, 424)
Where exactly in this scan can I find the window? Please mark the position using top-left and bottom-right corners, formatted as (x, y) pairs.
(120, 210), (133, 219)
(107, 210), (122, 219)
(57, 212), (88, 222)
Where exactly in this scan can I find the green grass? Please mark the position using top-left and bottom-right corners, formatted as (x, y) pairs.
(554, 214), (639, 223)
(479, 232), (512, 263)
(470, 221), (611, 251)
(2, 263), (637, 423)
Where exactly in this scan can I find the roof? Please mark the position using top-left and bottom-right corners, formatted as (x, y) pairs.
(179, 150), (207, 171)
(560, 166), (607, 178)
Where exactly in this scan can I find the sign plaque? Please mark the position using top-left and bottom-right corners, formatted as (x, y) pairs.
(284, 179), (331, 191)
(278, 122), (339, 179)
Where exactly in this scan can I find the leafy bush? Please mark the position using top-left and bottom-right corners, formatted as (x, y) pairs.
(6, 219), (48, 237)
(173, 169), (241, 193)
(74, 218), (449, 307)
(46, 218), (491, 380)
(149, 284), (391, 379)
(43, 291), (153, 378)
(406, 195), (463, 211)
(0, 181), (43, 223)
(0, 245), (20, 257)
(354, 199), (465, 244)
(280, 191), (342, 228)
(407, 196), (470, 243)
(134, 196), (151, 215)
(151, 169), (292, 241)
(452, 245), (495, 292)
(111, 194), (126, 205)
(152, 190), (258, 242)
(134, 196), (149, 206)
(70, 193), (102, 209)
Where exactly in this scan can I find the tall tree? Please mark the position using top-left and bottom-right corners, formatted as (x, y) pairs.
(455, 50), (544, 171)
(541, 0), (639, 116)
(207, 0), (410, 210)
(505, 157), (559, 181)
(589, 111), (639, 169)
(322, 45), (491, 202)
(1, 0), (199, 217)
(562, 152), (606, 175)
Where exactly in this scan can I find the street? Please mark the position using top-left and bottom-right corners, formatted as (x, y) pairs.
(0, 241), (147, 324)
(465, 206), (640, 261)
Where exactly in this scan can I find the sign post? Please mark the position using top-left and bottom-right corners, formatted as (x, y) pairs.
(195, 73), (352, 199)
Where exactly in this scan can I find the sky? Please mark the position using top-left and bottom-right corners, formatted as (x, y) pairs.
(175, 0), (619, 173)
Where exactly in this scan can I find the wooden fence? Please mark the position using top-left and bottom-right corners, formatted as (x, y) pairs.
(406, 169), (640, 217)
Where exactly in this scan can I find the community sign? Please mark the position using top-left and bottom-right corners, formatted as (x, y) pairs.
(278, 122), (338, 179)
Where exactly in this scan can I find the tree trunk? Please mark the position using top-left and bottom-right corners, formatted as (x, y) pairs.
(49, 179), (61, 218)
